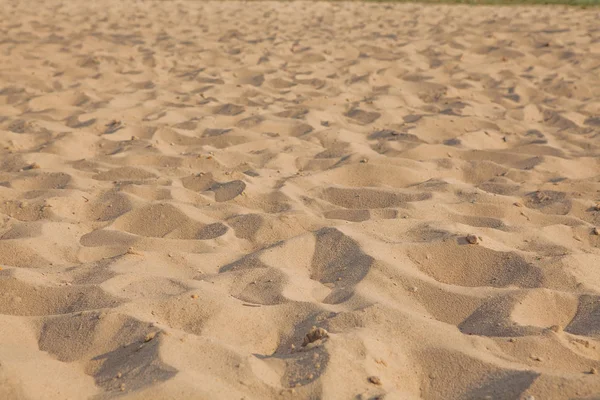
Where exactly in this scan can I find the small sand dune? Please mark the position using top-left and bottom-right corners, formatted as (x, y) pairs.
(1, 0), (600, 399)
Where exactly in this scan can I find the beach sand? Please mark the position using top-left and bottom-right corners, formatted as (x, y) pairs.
(1, 0), (600, 398)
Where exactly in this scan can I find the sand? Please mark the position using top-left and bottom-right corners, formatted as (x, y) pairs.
(1, 0), (600, 399)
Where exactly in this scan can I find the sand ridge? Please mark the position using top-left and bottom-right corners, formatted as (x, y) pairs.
(1, 0), (600, 399)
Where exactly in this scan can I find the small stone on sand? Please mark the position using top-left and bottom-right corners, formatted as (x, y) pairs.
(302, 326), (328, 347)
(144, 332), (157, 342)
(368, 376), (382, 385)
(466, 234), (479, 244)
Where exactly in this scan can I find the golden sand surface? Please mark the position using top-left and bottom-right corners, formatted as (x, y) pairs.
(1, 1), (600, 399)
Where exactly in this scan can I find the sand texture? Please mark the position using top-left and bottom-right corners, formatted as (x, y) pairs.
(1, 0), (600, 399)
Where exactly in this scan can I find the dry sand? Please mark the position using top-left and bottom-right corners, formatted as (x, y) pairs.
(1, 0), (600, 399)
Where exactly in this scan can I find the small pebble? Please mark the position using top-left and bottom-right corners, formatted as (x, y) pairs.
(144, 332), (157, 342)
(360, 158), (368, 164)
(302, 326), (328, 347)
(191, 294), (199, 299)
(590, 367), (598, 375)
(466, 234), (479, 244)
(368, 376), (382, 385)
(593, 227), (599, 236)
